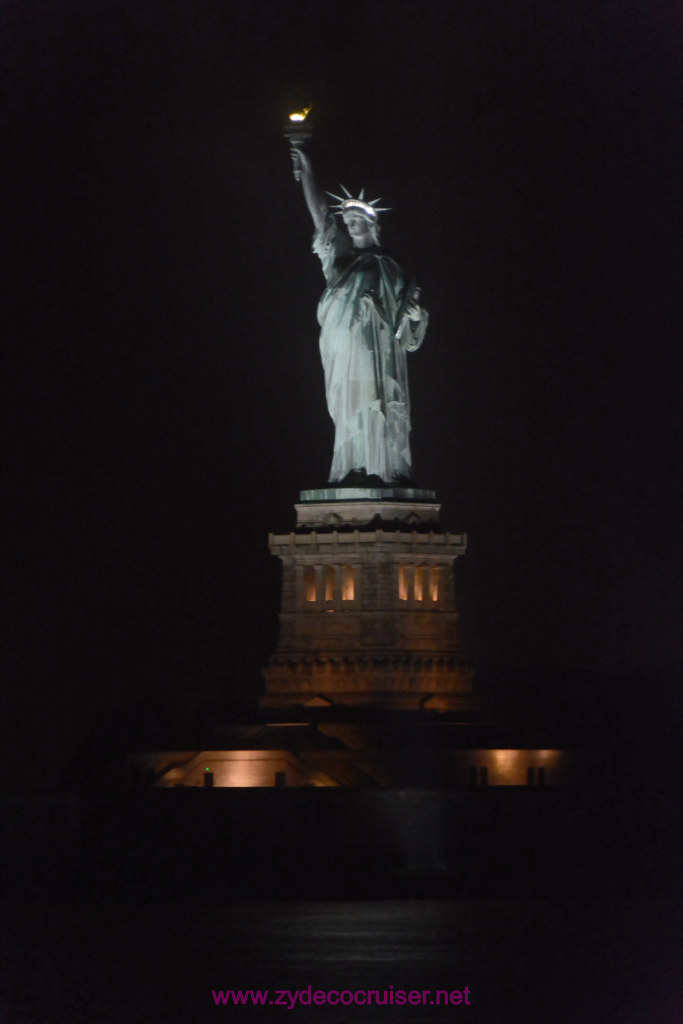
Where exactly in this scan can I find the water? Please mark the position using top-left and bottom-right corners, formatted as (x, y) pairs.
(2, 898), (679, 1023)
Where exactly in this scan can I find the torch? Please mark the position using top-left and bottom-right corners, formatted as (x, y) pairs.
(283, 106), (313, 179)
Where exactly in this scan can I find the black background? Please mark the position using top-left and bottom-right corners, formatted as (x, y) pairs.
(4, 0), (682, 789)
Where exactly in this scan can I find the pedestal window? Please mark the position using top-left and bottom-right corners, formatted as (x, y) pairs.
(429, 566), (440, 602)
(414, 566), (426, 602)
(324, 565), (335, 603)
(398, 565), (409, 601)
(397, 564), (441, 605)
(341, 565), (355, 601)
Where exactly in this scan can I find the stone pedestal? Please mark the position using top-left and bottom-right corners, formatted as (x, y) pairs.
(262, 489), (475, 712)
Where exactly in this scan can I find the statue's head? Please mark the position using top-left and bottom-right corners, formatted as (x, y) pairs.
(342, 208), (380, 247)
(328, 187), (389, 248)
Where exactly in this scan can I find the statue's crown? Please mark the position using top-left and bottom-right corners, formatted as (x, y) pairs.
(327, 185), (390, 220)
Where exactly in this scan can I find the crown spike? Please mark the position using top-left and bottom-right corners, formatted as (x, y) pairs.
(326, 187), (391, 220)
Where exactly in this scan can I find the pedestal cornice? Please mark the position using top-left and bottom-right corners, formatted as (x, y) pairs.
(296, 487), (442, 529)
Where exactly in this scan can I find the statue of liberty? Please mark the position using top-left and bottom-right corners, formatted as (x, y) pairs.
(290, 145), (428, 486)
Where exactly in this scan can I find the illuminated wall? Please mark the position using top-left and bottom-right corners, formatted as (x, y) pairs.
(445, 749), (576, 786)
(127, 746), (581, 789)
(155, 751), (312, 788)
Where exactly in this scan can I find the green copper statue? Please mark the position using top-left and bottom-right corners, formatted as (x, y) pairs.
(290, 145), (428, 486)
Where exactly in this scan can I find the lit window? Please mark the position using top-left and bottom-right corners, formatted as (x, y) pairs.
(324, 565), (335, 602)
(341, 565), (354, 601)
(304, 567), (316, 602)
(414, 566), (425, 602)
(429, 566), (440, 602)
(398, 565), (408, 601)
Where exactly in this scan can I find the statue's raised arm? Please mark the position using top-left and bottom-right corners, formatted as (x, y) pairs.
(289, 139), (428, 487)
(291, 146), (327, 233)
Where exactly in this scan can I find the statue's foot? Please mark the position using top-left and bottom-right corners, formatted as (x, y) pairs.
(336, 469), (415, 488)
(337, 469), (383, 487)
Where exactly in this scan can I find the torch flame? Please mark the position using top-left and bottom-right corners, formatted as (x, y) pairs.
(289, 105), (312, 122)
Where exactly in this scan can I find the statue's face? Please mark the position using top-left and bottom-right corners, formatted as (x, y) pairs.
(343, 213), (375, 248)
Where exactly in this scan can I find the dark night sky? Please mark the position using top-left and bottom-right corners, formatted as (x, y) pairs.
(4, 0), (682, 787)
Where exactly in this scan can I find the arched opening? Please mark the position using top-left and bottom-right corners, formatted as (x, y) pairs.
(398, 565), (408, 601)
(324, 565), (335, 602)
(429, 565), (440, 602)
(341, 565), (354, 601)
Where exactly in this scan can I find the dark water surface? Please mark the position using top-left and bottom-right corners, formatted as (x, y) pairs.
(2, 898), (679, 1023)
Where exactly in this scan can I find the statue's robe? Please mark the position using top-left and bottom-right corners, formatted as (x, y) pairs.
(313, 213), (427, 483)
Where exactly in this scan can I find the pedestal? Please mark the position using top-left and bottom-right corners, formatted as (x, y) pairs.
(262, 488), (475, 712)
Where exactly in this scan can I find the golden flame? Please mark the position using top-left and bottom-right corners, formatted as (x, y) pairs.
(289, 105), (312, 122)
